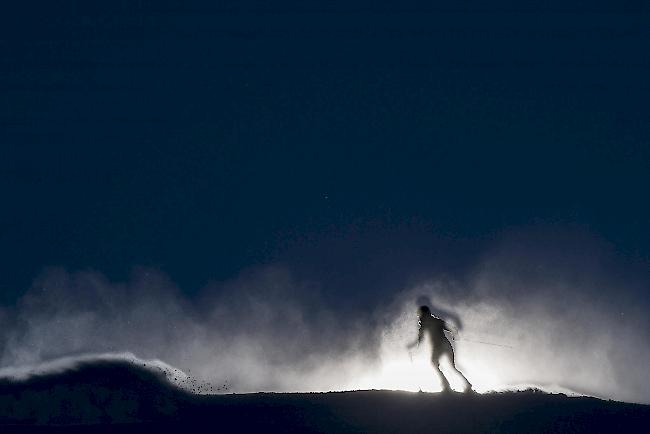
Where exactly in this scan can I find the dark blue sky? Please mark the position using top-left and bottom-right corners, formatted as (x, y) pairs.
(1, 1), (649, 302)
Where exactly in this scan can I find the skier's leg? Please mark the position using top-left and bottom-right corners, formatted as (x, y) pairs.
(447, 348), (472, 392)
(431, 353), (451, 392)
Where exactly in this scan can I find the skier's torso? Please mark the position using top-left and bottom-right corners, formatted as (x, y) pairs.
(421, 315), (451, 348)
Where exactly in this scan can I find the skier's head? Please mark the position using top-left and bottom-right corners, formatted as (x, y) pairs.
(417, 305), (431, 318)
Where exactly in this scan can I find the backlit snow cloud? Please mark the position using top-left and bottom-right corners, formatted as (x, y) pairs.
(1, 228), (648, 403)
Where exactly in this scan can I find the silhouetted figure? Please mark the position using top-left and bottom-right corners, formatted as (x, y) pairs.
(407, 305), (472, 393)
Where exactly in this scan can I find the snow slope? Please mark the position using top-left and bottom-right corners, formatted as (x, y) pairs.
(1, 356), (648, 433)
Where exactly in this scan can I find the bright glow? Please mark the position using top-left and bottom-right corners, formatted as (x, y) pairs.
(350, 341), (499, 393)
(354, 348), (439, 392)
(345, 305), (509, 394)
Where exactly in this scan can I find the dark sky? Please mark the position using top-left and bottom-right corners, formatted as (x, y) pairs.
(1, 1), (649, 303)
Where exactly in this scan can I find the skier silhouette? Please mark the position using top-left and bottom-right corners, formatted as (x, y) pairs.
(407, 305), (472, 393)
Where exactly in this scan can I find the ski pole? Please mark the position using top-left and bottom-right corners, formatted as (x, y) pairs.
(456, 336), (515, 349)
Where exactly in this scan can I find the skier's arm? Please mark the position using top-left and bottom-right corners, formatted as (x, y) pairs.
(443, 321), (458, 340)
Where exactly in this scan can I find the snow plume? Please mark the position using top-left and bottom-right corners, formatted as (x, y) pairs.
(0, 266), (374, 393)
(1, 227), (649, 403)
